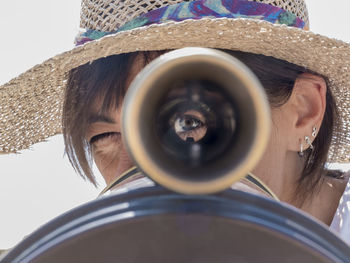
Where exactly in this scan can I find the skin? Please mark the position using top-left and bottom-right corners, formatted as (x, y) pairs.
(85, 54), (347, 226)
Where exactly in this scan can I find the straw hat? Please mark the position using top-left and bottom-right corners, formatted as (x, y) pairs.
(1, 0), (350, 163)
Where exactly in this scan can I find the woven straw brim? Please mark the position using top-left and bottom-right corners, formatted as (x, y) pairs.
(1, 18), (350, 162)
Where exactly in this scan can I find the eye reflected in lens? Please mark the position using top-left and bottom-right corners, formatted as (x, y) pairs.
(156, 79), (236, 167)
(173, 110), (207, 142)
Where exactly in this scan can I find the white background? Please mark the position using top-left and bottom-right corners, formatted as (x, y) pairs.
(0, 0), (350, 249)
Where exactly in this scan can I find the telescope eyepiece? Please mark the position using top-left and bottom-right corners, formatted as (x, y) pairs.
(122, 47), (270, 194)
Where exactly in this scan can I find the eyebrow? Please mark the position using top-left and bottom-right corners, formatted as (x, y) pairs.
(88, 113), (116, 124)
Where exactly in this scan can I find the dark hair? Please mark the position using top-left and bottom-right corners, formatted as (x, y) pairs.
(63, 51), (164, 185)
(63, 50), (338, 199)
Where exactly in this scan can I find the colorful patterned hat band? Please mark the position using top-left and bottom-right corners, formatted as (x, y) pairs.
(75, 0), (306, 46)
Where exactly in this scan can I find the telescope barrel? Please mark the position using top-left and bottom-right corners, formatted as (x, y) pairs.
(122, 47), (271, 194)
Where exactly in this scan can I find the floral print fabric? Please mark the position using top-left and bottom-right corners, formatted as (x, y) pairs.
(76, 0), (305, 45)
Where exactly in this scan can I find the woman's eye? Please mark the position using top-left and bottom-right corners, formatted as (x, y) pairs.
(173, 114), (207, 142)
(175, 115), (202, 132)
(89, 132), (120, 145)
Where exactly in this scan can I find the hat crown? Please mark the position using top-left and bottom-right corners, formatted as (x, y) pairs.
(80, 0), (309, 32)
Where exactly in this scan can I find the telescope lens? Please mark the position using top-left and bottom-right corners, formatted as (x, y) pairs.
(156, 79), (236, 167)
(173, 110), (207, 142)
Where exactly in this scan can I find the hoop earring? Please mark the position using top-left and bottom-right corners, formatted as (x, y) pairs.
(298, 141), (304, 157)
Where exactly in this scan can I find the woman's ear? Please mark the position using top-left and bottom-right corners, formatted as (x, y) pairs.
(287, 73), (327, 151)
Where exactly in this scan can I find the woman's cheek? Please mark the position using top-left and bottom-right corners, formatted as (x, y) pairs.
(92, 141), (122, 180)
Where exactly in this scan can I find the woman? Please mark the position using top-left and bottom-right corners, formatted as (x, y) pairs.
(1, 0), (349, 242)
(63, 48), (346, 220)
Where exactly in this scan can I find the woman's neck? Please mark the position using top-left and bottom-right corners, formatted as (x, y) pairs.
(252, 150), (303, 205)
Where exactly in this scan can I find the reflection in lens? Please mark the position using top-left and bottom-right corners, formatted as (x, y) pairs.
(156, 79), (236, 167)
(174, 110), (207, 142)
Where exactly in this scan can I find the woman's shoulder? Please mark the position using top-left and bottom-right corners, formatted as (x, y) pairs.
(327, 172), (350, 243)
(320, 172), (348, 211)
(304, 171), (348, 226)
(323, 170), (348, 196)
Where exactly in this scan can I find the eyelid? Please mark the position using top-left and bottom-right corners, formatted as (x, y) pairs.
(181, 110), (206, 123)
(86, 121), (121, 142)
(89, 132), (120, 145)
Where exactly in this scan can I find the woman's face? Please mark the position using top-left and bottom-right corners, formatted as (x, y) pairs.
(85, 53), (283, 185)
(85, 54), (213, 184)
(84, 52), (322, 188)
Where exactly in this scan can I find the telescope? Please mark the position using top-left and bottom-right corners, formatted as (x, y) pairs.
(1, 48), (349, 263)
(122, 47), (270, 194)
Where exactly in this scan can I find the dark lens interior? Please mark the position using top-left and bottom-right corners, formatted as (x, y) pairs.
(156, 79), (236, 167)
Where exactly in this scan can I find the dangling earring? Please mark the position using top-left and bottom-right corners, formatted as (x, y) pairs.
(298, 127), (317, 157)
(304, 136), (314, 150)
